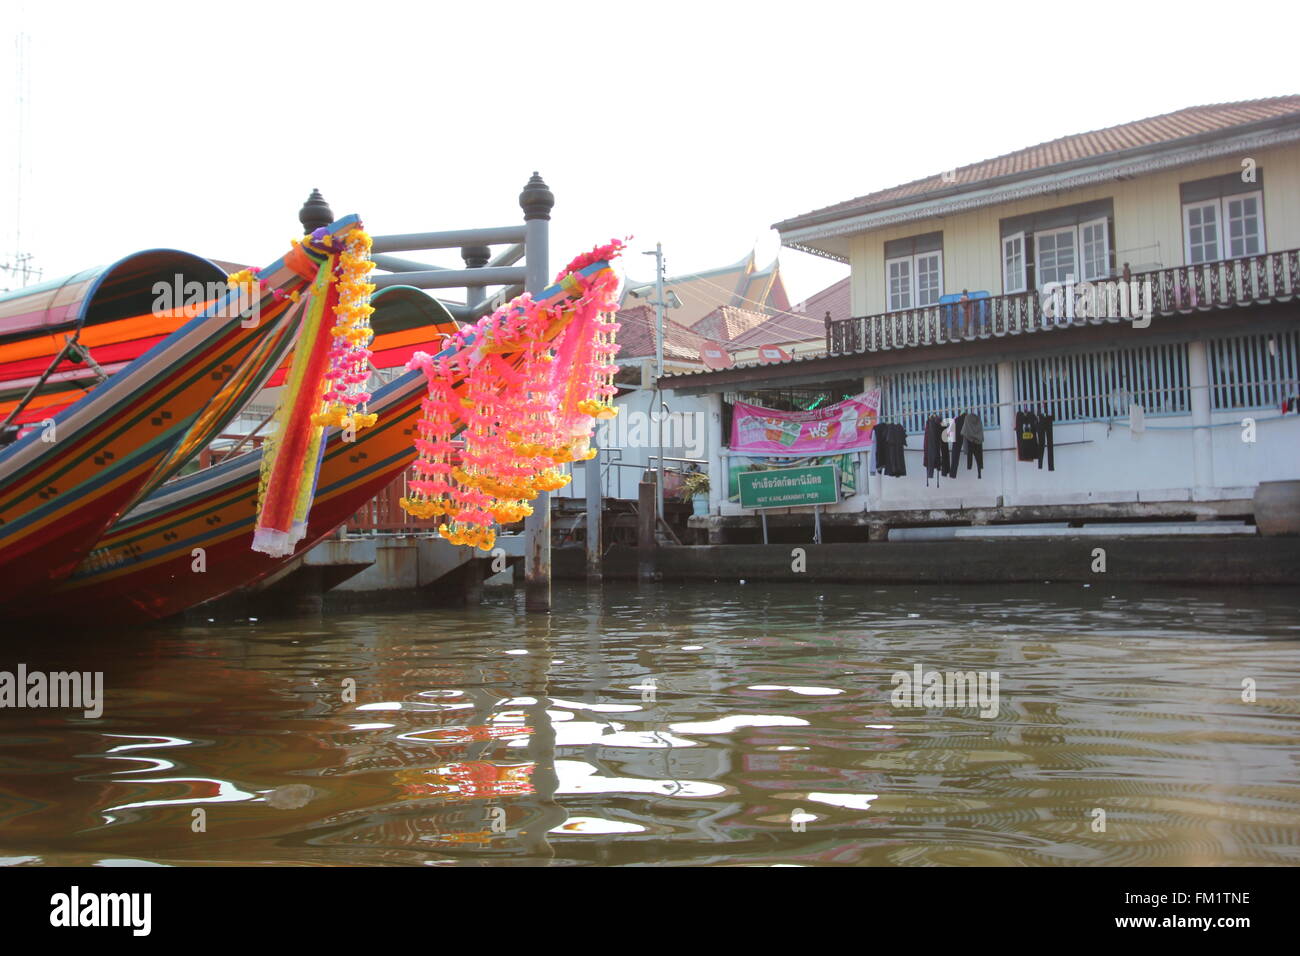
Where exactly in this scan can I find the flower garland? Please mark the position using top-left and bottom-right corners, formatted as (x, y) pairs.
(399, 239), (625, 551)
(313, 227), (377, 431)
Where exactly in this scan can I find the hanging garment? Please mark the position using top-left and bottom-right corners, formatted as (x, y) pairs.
(875, 423), (907, 477)
(1016, 410), (1055, 471)
(922, 415), (949, 486)
(961, 412), (984, 478)
(872, 424), (886, 476)
(1016, 410), (1039, 462)
(946, 413), (966, 479)
(1034, 413), (1055, 470)
(893, 426), (908, 477)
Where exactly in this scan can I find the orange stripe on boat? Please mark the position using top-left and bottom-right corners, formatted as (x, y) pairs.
(0, 301), (220, 365)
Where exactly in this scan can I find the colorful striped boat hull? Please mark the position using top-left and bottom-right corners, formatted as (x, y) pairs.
(0, 216), (360, 609)
(41, 262), (615, 624)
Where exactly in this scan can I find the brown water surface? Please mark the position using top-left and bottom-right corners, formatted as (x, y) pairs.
(1, 582), (1298, 866)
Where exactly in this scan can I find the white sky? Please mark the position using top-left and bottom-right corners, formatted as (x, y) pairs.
(1, 0), (1296, 305)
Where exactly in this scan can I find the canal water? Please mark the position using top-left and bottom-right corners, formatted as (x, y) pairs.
(2, 582), (1298, 866)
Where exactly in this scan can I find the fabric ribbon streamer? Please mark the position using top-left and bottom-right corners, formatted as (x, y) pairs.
(252, 225), (377, 557)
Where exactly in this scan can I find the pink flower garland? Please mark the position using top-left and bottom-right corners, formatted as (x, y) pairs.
(399, 242), (626, 551)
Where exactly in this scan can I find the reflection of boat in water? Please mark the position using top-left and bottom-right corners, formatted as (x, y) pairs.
(42, 260), (618, 625)
(0, 219), (360, 608)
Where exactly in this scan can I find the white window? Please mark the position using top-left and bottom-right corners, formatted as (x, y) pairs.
(1002, 233), (1026, 293)
(914, 252), (942, 307)
(1015, 220), (1112, 291)
(1035, 227), (1078, 288)
(1225, 194), (1263, 257)
(1183, 191), (1264, 264)
(885, 251), (942, 311)
(1080, 218), (1110, 280)
(1184, 200), (1220, 264)
(886, 257), (912, 311)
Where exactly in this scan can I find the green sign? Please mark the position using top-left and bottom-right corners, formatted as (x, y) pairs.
(738, 464), (838, 509)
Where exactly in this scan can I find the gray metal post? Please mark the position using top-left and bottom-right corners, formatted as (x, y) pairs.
(461, 244), (488, 613)
(657, 399), (668, 534)
(520, 172), (554, 613)
(461, 245), (490, 311)
(585, 448), (602, 582)
(647, 244), (667, 527)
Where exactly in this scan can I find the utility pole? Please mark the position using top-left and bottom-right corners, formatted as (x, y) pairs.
(643, 243), (667, 525)
(521, 173), (554, 613)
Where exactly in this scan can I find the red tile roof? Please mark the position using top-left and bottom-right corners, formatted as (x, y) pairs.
(729, 308), (826, 348)
(620, 252), (791, 327)
(691, 305), (772, 344)
(615, 304), (710, 362)
(776, 96), (1300, 231)
(790, 276), (851, 328)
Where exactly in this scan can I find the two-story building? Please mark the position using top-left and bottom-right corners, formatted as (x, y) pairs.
(662, 97), (1300, 538)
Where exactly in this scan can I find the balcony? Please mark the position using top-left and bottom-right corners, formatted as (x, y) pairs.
(827, 248), (1300, 355)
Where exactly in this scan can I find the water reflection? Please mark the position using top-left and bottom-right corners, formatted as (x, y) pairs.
(1, 582), (1298, 866)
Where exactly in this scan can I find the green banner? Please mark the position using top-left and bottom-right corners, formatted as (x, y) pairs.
(727, 453), (857, 503)
(738, 464), (838, 509)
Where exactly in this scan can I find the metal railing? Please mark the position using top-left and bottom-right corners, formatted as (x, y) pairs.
(560, 455), (708, 501)
(345, 473), (441, 534)
(345, 453), (713, 533)
(828, 248), (1300, 355)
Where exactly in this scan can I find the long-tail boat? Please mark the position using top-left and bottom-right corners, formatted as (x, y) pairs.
(0, 216), (361, 608)
(38, 260), (616, 624)
(0, 251), (227, 428)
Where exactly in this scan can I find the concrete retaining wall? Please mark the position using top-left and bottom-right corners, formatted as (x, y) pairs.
(555, 538), (1300, 586)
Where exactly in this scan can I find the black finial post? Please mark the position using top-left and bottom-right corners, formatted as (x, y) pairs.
(461, 245), (491, 269)
(462, 245), (492, 311)
(299, 188), (334, 234)
(519, 171), (554, 222)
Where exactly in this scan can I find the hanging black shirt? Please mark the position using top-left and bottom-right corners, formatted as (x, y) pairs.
(1016, 411), (1055, 471)
(1016, 410), (1038, 462)
(873, 423), (907, 477)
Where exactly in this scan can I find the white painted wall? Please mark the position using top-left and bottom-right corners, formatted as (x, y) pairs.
(559, 385), (712, 500)
(710, 359), (1300, 518)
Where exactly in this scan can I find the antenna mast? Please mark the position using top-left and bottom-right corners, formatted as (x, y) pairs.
(1, 24), (40, 292)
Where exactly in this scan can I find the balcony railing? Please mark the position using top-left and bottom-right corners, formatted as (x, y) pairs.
(827, 248), (1300, 355)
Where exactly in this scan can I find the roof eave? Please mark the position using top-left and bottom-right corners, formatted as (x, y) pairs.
(775, 117), (1300, 242)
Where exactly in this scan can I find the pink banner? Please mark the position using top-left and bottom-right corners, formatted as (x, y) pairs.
(729, 390), (880, 455)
